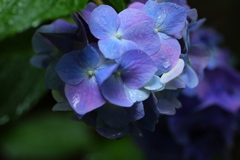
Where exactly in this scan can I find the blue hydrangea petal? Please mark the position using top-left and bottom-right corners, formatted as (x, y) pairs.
(55, 51), (86, 85)
(98, 37), (138, 59)
(40, 33), (83, 53)
(155, 90), (182, 115)
(137, 93), (160, 131)
(32, 24), (55, 54)
(65, 77), (106, 115)
(46, 60), (65, 90)
(126, 102), (145, 121)
(95, 63), (118, 85)
(30, 54), (53, 69)
(78, 45), (101, 69)
(97, 103), (129, 128)
(165, 77), (185, 89)
(122, 21), (160, 55)
(144, 1), (187, 39)
(120, 50), (157, 89)
(89, 5), (120, 39)
(179, 64), (199, 88)
(118, 8), (153, 33)
(101, 75), (134, 107)
(160, 59), (185, 84)
(96, 122), (129, 139)
(124, 86), (150, 103)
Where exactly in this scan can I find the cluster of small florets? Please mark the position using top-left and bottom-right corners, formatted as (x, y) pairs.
(31, 0), (210, 139)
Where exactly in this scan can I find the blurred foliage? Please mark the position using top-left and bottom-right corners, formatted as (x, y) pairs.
(103, 0), (127, 12)
(0, 110), (144, 160)
(0, 29), (47, 125)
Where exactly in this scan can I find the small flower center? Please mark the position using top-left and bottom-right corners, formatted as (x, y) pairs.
(154, 28), (159, 33)
(116, 33), (122, 39)
(115, 71), (121, 76)
(88, 70), (94, 77)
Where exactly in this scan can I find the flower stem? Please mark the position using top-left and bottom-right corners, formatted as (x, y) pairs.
(92, 0), (104, 5)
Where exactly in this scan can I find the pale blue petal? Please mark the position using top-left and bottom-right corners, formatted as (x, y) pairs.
(144, 75), (164, 91)
(160, 59), (185, 84)
(124, 86), (150, 103)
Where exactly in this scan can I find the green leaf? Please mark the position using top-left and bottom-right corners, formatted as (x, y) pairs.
(105, 0), (126, 12)
(0, 0), (88, 41)
(0, 29), (47, 125)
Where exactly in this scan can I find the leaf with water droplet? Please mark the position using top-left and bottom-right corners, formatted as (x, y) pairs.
(0, 0), (88, 41)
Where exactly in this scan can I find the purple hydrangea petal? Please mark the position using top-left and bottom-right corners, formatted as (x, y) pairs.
(53, 19), (77, 33)
(55, 51), (86, 85)
(118, 8), (153, 33)
(179, 64), (199, 88)
(80, 2), (97, 24)
(128, 2), (145, 10)
(122, 21), (160, 55)
(150, 34), (181, 75)
(89, 5), (120, 39)
(101, 75), (134, 107)
(120, 50), (157, 89)
(124, 86), (150, 103)
(144, 1), (187, 39)
(160, 59), (185, 84)
(98, 37), (138, 59)
(188, 45), (210, 80)
(65, 77), (106, 115)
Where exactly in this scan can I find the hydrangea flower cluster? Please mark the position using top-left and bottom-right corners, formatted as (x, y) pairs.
(31, 0), (211, 139)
